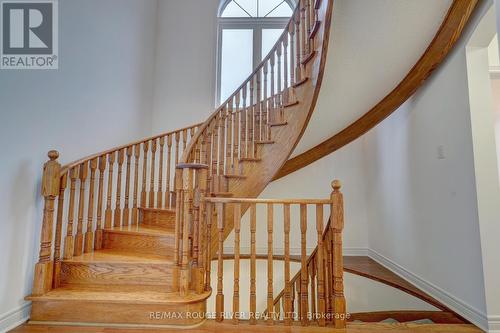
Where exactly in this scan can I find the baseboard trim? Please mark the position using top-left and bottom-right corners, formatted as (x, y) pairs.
(367, 249), (489, 331)
(0, 302), (30, 332)
(488, 315), (500, 332)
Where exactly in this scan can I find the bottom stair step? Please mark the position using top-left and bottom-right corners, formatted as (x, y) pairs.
(27, 285), (211, 326)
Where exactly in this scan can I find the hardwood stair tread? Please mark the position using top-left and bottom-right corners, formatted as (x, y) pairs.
(239, 157), (261, 162)
(104, 224), (174, 237)
(63, 249), (172, 264)
(255, 140), (275, 144)
(27, 284), (210, 305)
(210, 192), (234, 197)
(269, 121), (288, 127)
(224, 174), (246, 179)
(139, 207), (176, 213)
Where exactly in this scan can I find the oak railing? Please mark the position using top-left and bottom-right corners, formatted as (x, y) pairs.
(180, 0), (320, 191)
(202, 181), (346, 328)
(32, 124), (200, 295)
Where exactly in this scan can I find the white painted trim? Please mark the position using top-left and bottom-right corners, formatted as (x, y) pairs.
(367, 249), (489, 332)
(488, 315), (500, 332)
(489, 65), (500, 78)
(0, 302), (30, 333)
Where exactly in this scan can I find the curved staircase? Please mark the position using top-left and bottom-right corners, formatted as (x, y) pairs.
(26, 0), (337, 329)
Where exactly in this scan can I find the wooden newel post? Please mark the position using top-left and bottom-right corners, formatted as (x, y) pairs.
(330, 180), (346, 328)
(33, 150), (61, 296)
(175, 163), (208, 296)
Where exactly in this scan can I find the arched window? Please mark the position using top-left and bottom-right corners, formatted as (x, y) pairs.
(217, 0), (296, 103)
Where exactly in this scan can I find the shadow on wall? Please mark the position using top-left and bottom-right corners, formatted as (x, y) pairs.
(2, 160), (39, 306)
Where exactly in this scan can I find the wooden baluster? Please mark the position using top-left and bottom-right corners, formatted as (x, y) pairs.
(241, 85), (247, 158)
(301, 0), (307, 59)
(256, 69), (262, 141)
(278, 44), (284, 122)
(206, 128), (214, 193)
(204, 201), (213, 292)
(173, 168), (183, 291)
(291, 279), (296, 318)
(296, 278), (302, 321)
(174, 131), (180, 167)
(284, 203), (292, 325)
(331, 181), (346, 328)
(283, 35), (289, 106)
(267, 203), (274, 325)
(105, 152), (115, 228)
(290, 21), (296, 86)
(165, 135), (173, 207)
(84, 158), (97, 253)
(132, 145), (140, 224)
(300, 204), (309, 325)
(212, 117), (219, 181)
(64, 167), (78, 260)
(270, 54), (276, 125)
(123, 147), (132, 226)
(233, 93), (240, 174)
(180, 167), (193, 295)
(218, 111), (226, 180)
(311, 0), (317, 31)
(316, 204), (326, 326)
(305, 0), (311, 52)
(74, 162), (88, 257)
(325, 227), (333, 321)
(158, 137), (164, 208)
(226, 100), (233, 175)
(233, 203), (241, 324)
(249, 78), (255, 158)
(53, 173), (67, 288)
(33, 151), (61, 295)
(182, 129), (188, 152)
(149, 139), (157, 208)
(216, 202), (225, 322)
(310, 258), (317, 322)
(249, 203), (257, 325)
(295, 11), (302, 81)
(114, 149), (124, 227)
(141, 141), (149, 208)
(195, 167), (208, 294)
(263, 63), (269, 140)
(94, 156), (106, 249)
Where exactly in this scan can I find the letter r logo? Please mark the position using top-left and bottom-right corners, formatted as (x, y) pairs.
(2, 2), (53, 54)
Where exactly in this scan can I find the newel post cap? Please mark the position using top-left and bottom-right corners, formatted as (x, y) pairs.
(42, 150), (61, 197)
(48, 150), (59, 160)
(332, 180), (342, 192)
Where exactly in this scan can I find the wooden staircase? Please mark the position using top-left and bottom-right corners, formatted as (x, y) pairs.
(27, 0), (337, 329)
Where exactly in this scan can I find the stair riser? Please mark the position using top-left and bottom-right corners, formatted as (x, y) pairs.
(30, 300), (206, 326)
(139, 208), (176, 230)
(60, 262), (173, 286)
(102, 232), (174, 258)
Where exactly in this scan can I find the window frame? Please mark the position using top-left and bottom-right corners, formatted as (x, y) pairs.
(216, 0), (296, 105)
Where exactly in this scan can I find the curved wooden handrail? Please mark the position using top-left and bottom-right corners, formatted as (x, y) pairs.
(60, 123), (202, 175)
(274, 0), (480, 180)
(180, 6), (300, 164)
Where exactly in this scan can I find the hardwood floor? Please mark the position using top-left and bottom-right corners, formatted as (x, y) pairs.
(10, 321), (483, 333)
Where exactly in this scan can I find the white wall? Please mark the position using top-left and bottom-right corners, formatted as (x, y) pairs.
(151, 0), (219, 134)
(0, 0), (158, 329)
(362, 1), (499, 330)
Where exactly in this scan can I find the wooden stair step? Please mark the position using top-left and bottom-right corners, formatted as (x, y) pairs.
(301, 51), (317, 65)
(239, 157), (261, 162)
(28, 285), (210, 326)
(224, 174), (246, 179)
(293, 77), (309, 88)
(255, 140), (275, 144)
(269, 121), (288, 127)
(210, 192), (233, 197)
(139, 207), (176, 230)
(283, 100), (299, 108)
(60, 250), (173, 286)
(102, 225), (174, 257)
(309, 20), (321, 39)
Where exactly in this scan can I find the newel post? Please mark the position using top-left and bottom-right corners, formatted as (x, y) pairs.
(330, 180), (346, 328)
(32, 150), (61, 296)
(174, 163), (209, 296)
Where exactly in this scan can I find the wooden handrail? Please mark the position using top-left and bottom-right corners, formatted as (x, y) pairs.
(180, 5), (301, 164)
(206, 197), (332, 204)
(60, 123), (202, 175)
